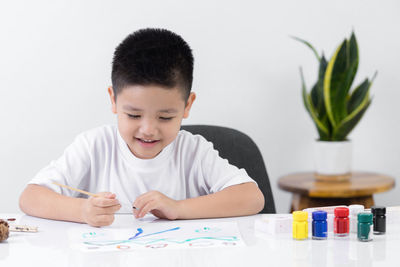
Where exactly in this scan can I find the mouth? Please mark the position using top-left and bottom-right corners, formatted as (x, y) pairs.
(135, 137), (160, 147)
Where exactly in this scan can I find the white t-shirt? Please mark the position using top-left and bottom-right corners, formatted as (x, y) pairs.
(29, 125), (256, 212)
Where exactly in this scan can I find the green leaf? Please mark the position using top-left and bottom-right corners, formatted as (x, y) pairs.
(310, 82), (319, 109)
(310, 54), (328, 116)
(300, 68), (330, 139)
(347, 78), (369, 114)
(348, 71), (376, 114)
(332, 99), (371, 140)
(324, 34), (360, 127)
(291, 36), (321, 61)
(330, 40), (351, 124)
(324, 41), (345, 127)
(320, 115), (332, 139)
(317, 55), (328, 116)
(344, 32), (359, 92)
(324, 33), (358, 126)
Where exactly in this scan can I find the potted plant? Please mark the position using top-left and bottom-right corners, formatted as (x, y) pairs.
(294, 32), (376, 181)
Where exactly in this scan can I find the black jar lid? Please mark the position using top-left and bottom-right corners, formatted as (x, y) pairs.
(371, 206), (386, 215)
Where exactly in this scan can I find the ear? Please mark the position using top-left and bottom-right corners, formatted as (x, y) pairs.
(108, 86), (117, 114)
(183, 92), (196, 119)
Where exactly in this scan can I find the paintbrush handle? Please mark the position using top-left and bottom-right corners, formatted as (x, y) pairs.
(52, 182), (99, 197)
(52, 181), (136, 209)
(9, 225), (38, 232)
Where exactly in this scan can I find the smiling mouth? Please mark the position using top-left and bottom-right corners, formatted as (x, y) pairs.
(136, 138), (160, 144)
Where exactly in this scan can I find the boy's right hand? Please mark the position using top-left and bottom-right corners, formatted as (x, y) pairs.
(81, 192), (121, 227)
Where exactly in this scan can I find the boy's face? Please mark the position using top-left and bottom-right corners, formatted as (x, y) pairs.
(108, 85), (195, 159)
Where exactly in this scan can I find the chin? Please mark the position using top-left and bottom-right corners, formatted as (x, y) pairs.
(136, 149), (162, 159)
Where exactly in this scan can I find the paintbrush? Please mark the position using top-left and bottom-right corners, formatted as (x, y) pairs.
(52, 182), (136, 210)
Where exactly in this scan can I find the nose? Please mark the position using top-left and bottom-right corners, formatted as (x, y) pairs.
(139, 118), (157, 138)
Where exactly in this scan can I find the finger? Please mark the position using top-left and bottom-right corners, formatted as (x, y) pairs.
(92, 214), (115, 226)
(96, 204), (122, 215)
(89, 205), (118, 216)
(133, 193), (149, 209)
(151, 209), (166, 219)
(133, 198), (150, 218)
(105, 193), (116, 199)
(133, 208), (139, 218)
(91, 196), (120, 208)
(97, 192), (116, 198)
(133, 191), (159, 210)
(138, 200), (157, 218)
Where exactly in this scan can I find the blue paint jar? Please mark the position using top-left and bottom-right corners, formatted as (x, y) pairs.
(312, 211), (328, 240)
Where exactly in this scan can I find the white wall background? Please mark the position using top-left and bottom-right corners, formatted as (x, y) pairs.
(1, 0), (399, 213)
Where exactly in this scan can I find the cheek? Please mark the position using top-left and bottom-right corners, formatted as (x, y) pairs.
(118, 116), (136, 136)
(163, 120), (182, 139)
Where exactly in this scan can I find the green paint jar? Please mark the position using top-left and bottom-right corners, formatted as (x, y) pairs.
(357, 212), (373, 242)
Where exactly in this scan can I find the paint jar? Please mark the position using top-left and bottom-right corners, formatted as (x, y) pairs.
(312, 211), (327, 240)
(357, 212), (373, 242)
(349, 204), (364, 233)
(293, 211), (308, 240)
(334, 207), (349, 237)
(371, 206), (386, 235)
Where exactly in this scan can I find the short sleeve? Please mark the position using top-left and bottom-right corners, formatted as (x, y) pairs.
(28, 133), (91, 196)
(199, 138), (257, 193)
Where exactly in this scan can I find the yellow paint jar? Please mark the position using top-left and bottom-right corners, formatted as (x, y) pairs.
(293, 211), (308, 240)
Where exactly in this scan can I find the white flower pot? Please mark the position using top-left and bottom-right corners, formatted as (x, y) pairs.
(314, 140), (352, 181)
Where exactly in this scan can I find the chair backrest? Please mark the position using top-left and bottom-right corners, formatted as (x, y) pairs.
(181, 125), (276, 213)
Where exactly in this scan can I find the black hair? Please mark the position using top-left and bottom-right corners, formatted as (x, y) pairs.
(111, 28), (194, 100)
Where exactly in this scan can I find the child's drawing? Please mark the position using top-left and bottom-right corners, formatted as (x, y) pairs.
(70, 222), (244, 251)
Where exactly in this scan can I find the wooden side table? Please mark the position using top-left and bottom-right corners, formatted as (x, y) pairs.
(278, 172), (395, 212)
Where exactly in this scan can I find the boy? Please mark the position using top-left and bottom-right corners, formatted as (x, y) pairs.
(19, 28), (265, 227)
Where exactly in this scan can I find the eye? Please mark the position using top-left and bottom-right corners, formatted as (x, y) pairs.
(159, 117), (174, 121)
(127, 114), (141, 119)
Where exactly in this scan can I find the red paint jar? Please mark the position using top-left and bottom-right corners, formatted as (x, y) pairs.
(334, 207), (349, 237)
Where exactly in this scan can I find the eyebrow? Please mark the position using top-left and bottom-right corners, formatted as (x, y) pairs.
(123, 105), (178, 113)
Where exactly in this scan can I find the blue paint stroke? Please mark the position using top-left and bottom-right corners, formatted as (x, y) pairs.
(133, 227), (180, 240)
(84, 226), (180, 246)
(128, 228), (143, 240)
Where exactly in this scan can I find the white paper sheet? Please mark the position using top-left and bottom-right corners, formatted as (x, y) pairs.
(69, 221), (244, 251)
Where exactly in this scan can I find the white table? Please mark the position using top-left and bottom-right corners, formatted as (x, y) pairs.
(0, 213), (398, 267)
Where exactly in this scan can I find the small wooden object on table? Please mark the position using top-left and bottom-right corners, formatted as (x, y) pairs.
(278, 172), (395, 212)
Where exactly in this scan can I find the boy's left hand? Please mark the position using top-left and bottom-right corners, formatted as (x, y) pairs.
(133, 191), (180, 220)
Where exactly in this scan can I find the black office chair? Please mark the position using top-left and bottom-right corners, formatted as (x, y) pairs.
(181, 125), (276, 213)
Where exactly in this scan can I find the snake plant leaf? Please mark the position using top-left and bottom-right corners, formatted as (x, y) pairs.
(300, 68), (330, 139)
(348, 72), (376, 114)
(310, 83), (319, 109)
(324, 40), (346, 127)
(320, 115), (332, 138)
(347, 78), (369, 114)
(311, 55), (328, 115)
(316, 55), (328, 116)
(291, 36), (321, 62)
(332, 99), (371, 141)
(344, 32), (359, 97)
(325, 34), (359, 127)
(324, 40), (354, 127)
